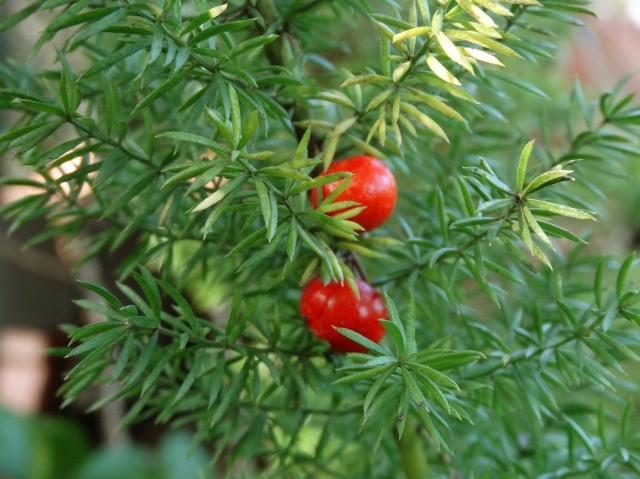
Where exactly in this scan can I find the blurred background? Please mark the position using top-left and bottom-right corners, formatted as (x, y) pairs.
(1, 1), (640, 478)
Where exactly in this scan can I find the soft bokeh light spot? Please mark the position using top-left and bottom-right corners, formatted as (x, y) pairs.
(0, 329), (49, 414)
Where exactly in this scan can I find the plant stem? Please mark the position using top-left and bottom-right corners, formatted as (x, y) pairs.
(398, 418), (430, 479)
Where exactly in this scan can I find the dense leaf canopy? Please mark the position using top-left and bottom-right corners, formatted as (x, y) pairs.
(2, 0), (640, 477)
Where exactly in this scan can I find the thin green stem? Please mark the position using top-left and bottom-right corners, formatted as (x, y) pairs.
(238, 401), (360, 416)
(463, 311), (607, 380)
(156, 324), (318, 358)
(398, 417), (430, 479)
(68, 117), (153, 166)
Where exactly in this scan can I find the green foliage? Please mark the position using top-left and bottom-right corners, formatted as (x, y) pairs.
(2, 0), (640, 478)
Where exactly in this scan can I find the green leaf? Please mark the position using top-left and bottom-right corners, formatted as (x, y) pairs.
(208, 354), (226, 408)
(363, 367), (396, 415)
(315, 201), (359, 215)
(293, 127), (312, 164)
(517, 140), (535, 191)
(335, 328), (391, 356)
(260, 166), (310, 182)
(492, 71), (549, 99)
(479, 171), (514, 195)
(544, 2), (595, 16)
(306, 211), (360, 239)
(522, 206), (553, 248)
(117, 284), (154, 319)
(410, 350), (483, 371)
(392, 61), (411, 83)
(403, 297), (416, 355)
(594, 261), (604, 310)
(0, 121), (56, 144)
(225, 294), (253, 344)
(0, 2), (40, 32)
(188, 18), (255, 44)
(617, 254), (636, 300)
(596, 331), (640, 362)
(103, 171), (156, 218)
(208, 207), (240, 236)
(67, 327), (127, 357)
(365, 89), (394, 112)
(286, 219), (298, 260)
(238, 110), (259, 149)
(392, 26), (432, 43)
(13, 98), (65, 117)
(210, 360), (249, 426)
(228, 34), (278, 59)
(333, 364), (395, 385)
(336, 240), (386, 259)
(132, 68), (192, 113)
(69, 7), (129, 45)
(157, 280), (198, 332)
(413, 370), (450, 413)
(537, 220), (587, 244)
(523, 169), (573, 196)
(400, 102), (449, 142)
(141, 346), (176, 395)
(254, 177), (271, 230)
(446, 30), (520, 58)
(416, 73), (477, 103)
(173, 353), (205, 404)
(77, 281), (121, 308)
(565, 416), (596, 455)
(44, 0), (95, 32)
(290, 172), (352, 196)
(527, 199), (595, 220)
(266, 191), (278, 242)
(400, 367), (430, 416)
(157, 131), (227, 155)
(341, 75), (393, 87)
(449, 216), (497, 229)
(426, 53), (460, 86)
(79, 38), (153, 79)
(192, 174), (247, 212)
(317, 91), (356, 109)
(404, 87), (466, 122)
(127, 316), (160, 329)
(407, 362), (458, 390)
(228, 84), (242, 147)
(477, 198), (513, 213)
(457, 0), (498, 27)
(125, 331), (158, 386)
(70, 322), (122, 344)
(435, 31), (473, 74)
(73, 299), (125, 321)
(181, 7), (218, 35)
(382, 320), (407, 357)
(109, 333), (136, 383)
(132, 268), (162, 317)
(162, 161), (218, 189)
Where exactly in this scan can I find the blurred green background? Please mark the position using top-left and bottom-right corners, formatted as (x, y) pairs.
(0, 407), (210, 479)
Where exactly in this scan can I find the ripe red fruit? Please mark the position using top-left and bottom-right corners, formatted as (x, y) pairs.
(299, 277), (387, 353)
(310, 154), (397, 231)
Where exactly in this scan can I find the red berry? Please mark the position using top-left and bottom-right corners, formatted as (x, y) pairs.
(299, 277), (387, 353)
(310, 154), (397, 231)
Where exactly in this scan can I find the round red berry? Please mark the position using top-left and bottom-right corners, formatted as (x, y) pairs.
(299, 277), (387, 353)
(310, 154), (397, 231)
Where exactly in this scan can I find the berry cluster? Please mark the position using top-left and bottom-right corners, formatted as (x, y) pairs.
(300, 155), (397, 353)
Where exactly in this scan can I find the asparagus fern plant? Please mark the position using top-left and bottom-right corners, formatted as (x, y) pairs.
(1, 0), (640, 477)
